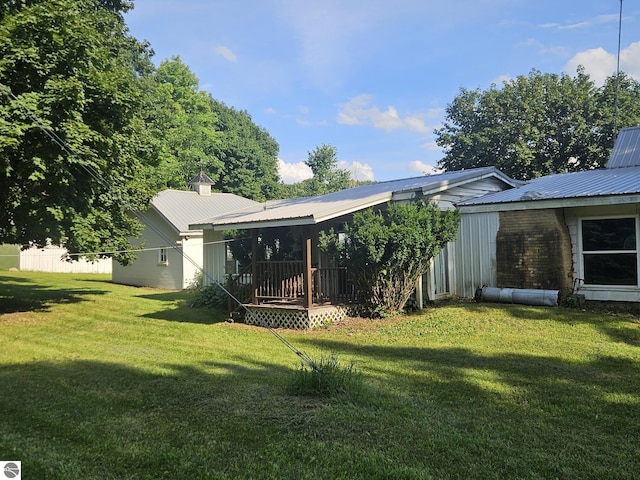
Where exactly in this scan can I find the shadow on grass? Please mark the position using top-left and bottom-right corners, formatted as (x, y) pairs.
(136, 290), (229, 324)
(0, 275), (108, 314)
(2, 347), (640, 479)
(0, 358), (291, 479)
(441, 300), (640, 347)
(300, 337), (640, 413)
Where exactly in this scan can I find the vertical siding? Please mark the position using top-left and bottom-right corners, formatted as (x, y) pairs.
(202, 230), (227, 286)
(20, 245), (112, 274)
(452, 212), (499, 298)
(181, 236), (204, 289)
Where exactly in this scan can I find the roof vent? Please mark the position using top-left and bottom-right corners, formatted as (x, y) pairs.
(188, 171), (214, 196)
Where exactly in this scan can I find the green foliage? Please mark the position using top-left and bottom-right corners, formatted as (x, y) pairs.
(277, 144), (353, 198)
(302, 144), (351, 196)
(227, 226), (306, 266)
(320, 201), (460, 317)
(186, 272), (229, 309)
(286, 354), (365, 400)
(210, 99), (280, 201)
(190, 284), (228, 309)
(435, 68), (640, 180)
(142, 56), (224, 190)
(0, 0), (155, 263)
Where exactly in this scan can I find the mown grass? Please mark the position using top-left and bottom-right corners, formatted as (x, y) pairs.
(1, 271), (639, 479)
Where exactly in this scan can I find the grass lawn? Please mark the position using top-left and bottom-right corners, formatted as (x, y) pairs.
(1, 271), (640, 479)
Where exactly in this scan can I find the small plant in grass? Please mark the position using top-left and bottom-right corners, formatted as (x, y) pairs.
(287, 354), (365, 400)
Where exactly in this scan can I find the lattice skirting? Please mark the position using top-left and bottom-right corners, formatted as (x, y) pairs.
(244, 304), (355, 329)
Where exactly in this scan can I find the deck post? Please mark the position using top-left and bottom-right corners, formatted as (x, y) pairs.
(303, 226), (313, 308)
(251, 228), (258, 305)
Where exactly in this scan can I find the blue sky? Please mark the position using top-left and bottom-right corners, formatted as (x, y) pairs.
(125, 0), (640, 183)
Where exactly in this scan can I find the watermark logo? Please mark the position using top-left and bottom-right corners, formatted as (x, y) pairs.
(2, 462), (21, 480)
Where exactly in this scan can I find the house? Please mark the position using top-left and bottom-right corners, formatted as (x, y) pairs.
(455, 126), (640, 303)
(112, 173), (260, 290)
(191, 167), (519, 327)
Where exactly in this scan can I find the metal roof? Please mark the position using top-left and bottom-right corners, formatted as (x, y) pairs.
(607, 126), (640, 169)
(150, 190), (261, 233)
(458, 165), (640, 208)
(188, 171), (215, 185)
(193, 167), (518, 230)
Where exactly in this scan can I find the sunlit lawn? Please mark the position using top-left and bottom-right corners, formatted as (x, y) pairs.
(1, 271), (639, 479)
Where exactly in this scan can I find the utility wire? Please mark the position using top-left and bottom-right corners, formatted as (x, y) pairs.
(1, 83), (321, 373)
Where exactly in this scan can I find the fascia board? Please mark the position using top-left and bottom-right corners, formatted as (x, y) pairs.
(458, 193), (640, 213)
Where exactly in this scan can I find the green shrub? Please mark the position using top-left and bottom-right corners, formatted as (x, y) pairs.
(187, 274), (229, 309)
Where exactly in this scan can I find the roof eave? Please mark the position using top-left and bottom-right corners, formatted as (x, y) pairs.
(458, 193), (640, 213)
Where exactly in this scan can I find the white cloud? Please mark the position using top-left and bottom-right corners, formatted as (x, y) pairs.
(539, 14), (619, 31)
(408, 161), (443, 176)
(564, 42), (640, 85)
(421, 141), (442, 152)
(214, 46), (238, 63)
(278, 159), (313, 184)
(337, 94), (433, 133)
(515, 38), (569, 59)
(620, 41), (640, 80)
(338, 160), (375, 182)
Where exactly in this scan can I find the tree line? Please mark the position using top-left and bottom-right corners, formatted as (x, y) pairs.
(2, 0), (640, 261)
(0, 0), (351, 259)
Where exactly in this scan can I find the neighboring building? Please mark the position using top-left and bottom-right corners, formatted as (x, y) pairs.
(456, 126), (640, 303)
(112, 173), (260, 290)
(191, 167), (519, 327)
(1, 242), (111, 273)
(20, 243), (112, 273)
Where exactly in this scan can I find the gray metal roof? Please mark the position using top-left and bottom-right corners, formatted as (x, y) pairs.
(151, 190), (261, 233)
(193, 167), (517, 230)
(607, 126), (640, 169)
(188, 171), (215, 185)
(458, 165), (640, 207)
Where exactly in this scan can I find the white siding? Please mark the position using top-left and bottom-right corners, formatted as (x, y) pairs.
(20, 245), (112, 274)
(452, 211), (500, 299)
(112, 210), (184, 290)
(181, 236), (204, 289)
(202, 230), (228, 286)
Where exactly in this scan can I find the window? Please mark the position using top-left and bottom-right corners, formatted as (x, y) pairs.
(158, 247), (168, 265)
(581, 217), (637, 286)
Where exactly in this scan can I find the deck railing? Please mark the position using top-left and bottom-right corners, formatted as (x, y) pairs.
(226, 261), (356, 310)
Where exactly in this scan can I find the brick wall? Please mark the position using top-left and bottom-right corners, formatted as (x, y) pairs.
(496, 209), (573, 295)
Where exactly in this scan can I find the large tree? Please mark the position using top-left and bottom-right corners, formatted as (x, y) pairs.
(210, 99), (280, 201)
(0, 0), (156, 263)
(278, 144), (352, 198)
(142, 56), (223, 190)
(303, 144), (351, 196)
(435, 69), (640, 180)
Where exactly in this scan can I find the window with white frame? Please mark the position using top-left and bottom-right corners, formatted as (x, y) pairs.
(158, 247), (168, 265)
(580, 217), (638, 286)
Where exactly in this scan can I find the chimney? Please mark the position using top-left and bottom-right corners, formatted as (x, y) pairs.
(188, 171), (214, 196)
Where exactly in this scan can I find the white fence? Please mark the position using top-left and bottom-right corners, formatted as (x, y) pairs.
(18, 245), (112, 274)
